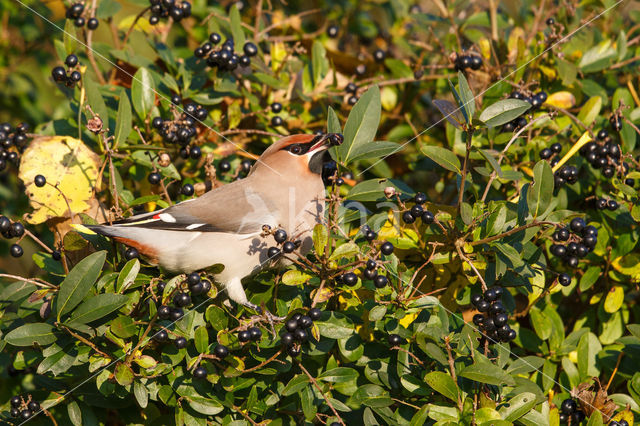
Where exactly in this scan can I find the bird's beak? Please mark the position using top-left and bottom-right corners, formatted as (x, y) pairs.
(308, 133), (344, 153)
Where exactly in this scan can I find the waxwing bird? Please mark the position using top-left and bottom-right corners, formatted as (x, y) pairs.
(87, 133), (343, 314)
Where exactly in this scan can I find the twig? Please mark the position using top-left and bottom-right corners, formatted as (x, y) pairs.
(455, 244), (487, 291)
(458, 127), (475, 209)
(85, 0), (106, 85)
(470, 221), (555, 246)
(391, 346), (424, 366)
(297, 361), (345, 426)
(24, 229), (53, 253)
(60, 325), (111, 358)
(0, 274), (57, 289)
(605, 351), (624, 391)
(444, 336), (463, 412)
(242, 349), (284, 373)
(257, 9), (321, 38)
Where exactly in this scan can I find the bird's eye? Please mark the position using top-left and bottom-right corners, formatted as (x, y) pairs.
(289, 144), (302, 154)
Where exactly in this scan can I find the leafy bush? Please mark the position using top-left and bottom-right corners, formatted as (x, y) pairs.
(1, 0), (640, 424)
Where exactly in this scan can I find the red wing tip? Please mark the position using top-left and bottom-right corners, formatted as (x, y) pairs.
(114, 237), (160, 264)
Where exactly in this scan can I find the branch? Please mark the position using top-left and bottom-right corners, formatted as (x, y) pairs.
(297, 361), (345, 425)
(469, 221), (555, 246)
(0, 274), (57, 289)
(60, 325), (111, 358)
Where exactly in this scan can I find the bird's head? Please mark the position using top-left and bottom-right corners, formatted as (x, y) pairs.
(251, 133), (343, 176)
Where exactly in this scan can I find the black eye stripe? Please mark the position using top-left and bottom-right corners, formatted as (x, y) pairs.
(285, 143), (312, 155)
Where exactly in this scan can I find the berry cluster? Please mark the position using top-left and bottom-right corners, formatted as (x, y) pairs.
(148, 0), (191, 25)
(559, 398), (585, 424)
(539, 142), (563, 163)
(579, 129), (621, 178)
(454, 53), (483, 71)
(364, 259), (388, 288)
(401, 192), (435, 225)
(238, 326), (262, 343)
(609, 420), (630, 426)
(192, 346), (229, 379)
(471, 286), (517, 344)
(9, 395), (40, 420)
(280, 308), (321, 357)
(553, 164), (579, 189)
(549, 218), (597, 268)
(51, 54), (82, 88)
(502, 90), (547, 132)
(65, 3), (99, 29)
(266, 228), (299, 261)
(595, 197), (619, 211)
(0, 122), (29, 172)
(610, 113), (622, 132)
(361, 224), (378, 242)
(151, 100), (207, 156)
(1, 216), (25, 258)
(270, 102), (284, 127)
(194, 35), (256, 73)
(155, 274), (211, 324)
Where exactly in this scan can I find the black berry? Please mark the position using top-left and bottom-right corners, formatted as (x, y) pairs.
(181, 183), (194, 196)
(10, 244), (23, 257)
(65, 54), (78, 67)
(214, 344), (229, 358)
(380, 242), (394, 255)
(193, 366), (207, 379)
(174, 337), (188, 349)
(238, 330), (251, 342)
(388, 334), (403, 345)
(154, 330), (168, 342)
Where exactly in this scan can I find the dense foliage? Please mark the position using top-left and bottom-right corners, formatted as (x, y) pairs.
(1, 0), (640, 424)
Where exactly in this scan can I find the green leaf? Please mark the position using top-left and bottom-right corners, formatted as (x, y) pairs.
(580, 266), (601, 291)
(281, 270), (313, 286)
(313, 224), (328, 257)
(131, 150), (181, 180)
(479, 99), (531, 128)
(477, 148), (503, 177)
(421, 145), (461, 174)
(229, 4), (246, 51)
(579, 40), (617, 73)
(577, 332), (602, 380)
(63, 19), (77, 55)
(432, 99), (464, 129)
(459, 362), (516, 386)
(498, 392), (537, 421)
(67, 293), (129, 324)
(115, 362), (134, 386)
(57, 251), (107, 320)
(349, 141), (400, 163)
(134, 382), (148, 408)
(37, 347), (76, 375)
(338, 86), (381, 164)
(317, 312), (354, 339)
(329, 242), (359, 261)
(282, 375), (310, 396)
(111, 316), (137, 338)
(424, 371), (459, 402)
(194, 326), (208, 353)
(131, 67), (156, 119)
(586, 410), (604, 426)
(318, 367), (359, 383)
(527, 160), (553, 218)
(384, 58), (413, 79)
(347, 178), (414, 202)
(84, 76), (108, 123)
(576, 97), (602, 129)
(311, 41), (328, 86)
(457, 71), (475, 121)
(186, 395), (224, 416)
(5, 323), (57, 347)
(116, 258), (140, 293)
(67, 401), (82, 426)
(114, 89), (132, 148)
(327, 106), (342, 134)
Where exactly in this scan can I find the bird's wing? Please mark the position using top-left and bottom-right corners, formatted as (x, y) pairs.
(107, 177), (280, 234)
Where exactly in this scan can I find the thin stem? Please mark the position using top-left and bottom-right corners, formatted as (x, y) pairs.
(470, 221), (555, 246)
(297, 361), (345, 425)
(458, 127), (475, 209)
(60, 325), (111, 358)
(0, 274), (57, 289)
(455, 245), (487, 291)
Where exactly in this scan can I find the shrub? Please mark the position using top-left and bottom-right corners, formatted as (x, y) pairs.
(0, 0), (639, 424)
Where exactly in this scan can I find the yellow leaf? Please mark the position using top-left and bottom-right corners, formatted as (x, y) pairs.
(478, 38), (491, 60)
(589, 293), (603, 305)
(569, 351), (578, 364)
(134, 355), (157, 369)
(19, 136), (100, 224)
(603, 286), (624, 313)
(612, 253), (640, 279)
(399, 312), (418, 328)
(117, 15), (152, 33)
(545, 91), (576, 109)
(380, 87), (398, 111)
(271, 42), (287, 72)
(552, 132), (592, 173)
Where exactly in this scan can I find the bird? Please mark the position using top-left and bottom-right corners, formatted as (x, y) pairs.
(86, 132), (343, 316)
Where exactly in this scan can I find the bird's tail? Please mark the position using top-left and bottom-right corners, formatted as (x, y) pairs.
(85, 224), (161, 264)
